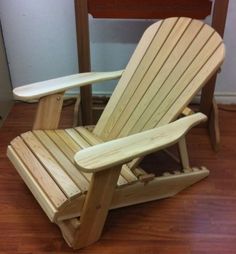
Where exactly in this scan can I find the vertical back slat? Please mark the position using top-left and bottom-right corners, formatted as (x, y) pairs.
(93, 18), (173, 138)
(93, 18), (224, 143)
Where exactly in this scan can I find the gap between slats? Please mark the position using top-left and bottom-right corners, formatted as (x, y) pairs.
(125, 25), (217, 135)
(97, 19), (181, 139)
(93, 18), (167, 138)
(10, 137), (67, 208)
(75, 127), (138, 183)
(33, 130), (90, 192)
(143, 36), (222, 131)
(21, 132), (81, 199)
(113, 19), (202, 138)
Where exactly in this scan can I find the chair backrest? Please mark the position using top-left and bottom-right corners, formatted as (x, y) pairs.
(93, 17), (225, 141)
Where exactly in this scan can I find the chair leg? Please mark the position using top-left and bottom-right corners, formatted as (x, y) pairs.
(72, 166), (121, 249)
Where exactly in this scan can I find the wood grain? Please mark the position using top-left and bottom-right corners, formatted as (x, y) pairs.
(1, 102), (236, 253)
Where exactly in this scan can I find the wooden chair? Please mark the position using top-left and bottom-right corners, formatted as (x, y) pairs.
(7, 17), (225, 249)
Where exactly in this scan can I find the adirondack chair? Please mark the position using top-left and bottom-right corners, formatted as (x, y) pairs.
(7, 17), (225, 249)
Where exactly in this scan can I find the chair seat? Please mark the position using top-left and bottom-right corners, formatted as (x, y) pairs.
(7, 127), (138, 221)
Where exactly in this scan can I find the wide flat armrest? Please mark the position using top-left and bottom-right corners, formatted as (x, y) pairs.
(13, 70), (124, 101)
(74, 113), (207, 173)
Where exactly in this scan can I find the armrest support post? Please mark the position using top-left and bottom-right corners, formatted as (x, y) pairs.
(178, 136), (190, 170)
(33, 92), (64, 130)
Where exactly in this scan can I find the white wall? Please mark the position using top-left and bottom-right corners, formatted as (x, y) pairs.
(0, 0), (235, 103)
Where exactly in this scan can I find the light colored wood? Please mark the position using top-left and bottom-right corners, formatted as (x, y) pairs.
(75, 127), (136, 184)
(33, 130), (90, 191)
(178, 137), (190, 170)
(9, 137), (67, 209)
(132, 167), (155, 183)
(75, 113), (207, 173)
(7, 18), (226, 250)
(13, 70), (123, 101)
(44, 130), (92, 182)
(128, 27), (221, 135)
(157, 44), (224, 127)
(94, 18), (178, 139)
(110, 167), (209, 209)
(33, 93), (64, 130)
(93, 18), (166, 137)
(72, 166), (122, 249)
(94, 18), (224, 141)
(108, 17), (193, 139)
(55, 167), (209, 221)
(7, 146), (58, 221)
(65, 128), (90, 149)
(182, 107), (194, 116)
(21, 131), (81, 199)
(127, 157), (144, 170)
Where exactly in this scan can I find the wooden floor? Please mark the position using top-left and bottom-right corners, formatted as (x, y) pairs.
(1, 102), (236, 254)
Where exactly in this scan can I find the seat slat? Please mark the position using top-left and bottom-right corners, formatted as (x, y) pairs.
(45, 130), (75, 162)
(10, 136), (67, 208)
(34, 130), (89, 192)
(55, 129), (83, 153)
(21, 132), (81, 199)
(7, 146), (58, 221)
(45, 130), (92, 181)
(65, 129), (90, 148)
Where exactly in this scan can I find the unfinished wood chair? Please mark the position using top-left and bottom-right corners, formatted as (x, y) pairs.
(7, 17), (225, 249)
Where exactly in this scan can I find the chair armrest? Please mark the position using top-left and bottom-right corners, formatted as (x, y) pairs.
(74, 113), (207, 173)
(13, 70), (124, 101)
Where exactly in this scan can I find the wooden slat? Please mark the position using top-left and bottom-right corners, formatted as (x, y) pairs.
(157, 44), (224, 126)
(45, 130), (92, 181)
(10, 137), (67, 208)
(55, 129), (83, 153)
(73, 166), (122, 249)
(74, 113), (206, 173)
(13, 71), (123, 101)
(128, 24), (218, 134)
(76, 127), (137, 183)
(69, 127), (127, 185)
(45, 130), (75, 162)
(96, 18), (181, 140)
(75, 126), (103, 145)
(114, 19), (202, 138)
(34, 130), (89, 192)
(7, 146), (58, 221)
(65, 128), (90, 148)
(93, 18), (165, 137)
(21, 132), (81, 199)
(94, 18), (224, 144)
